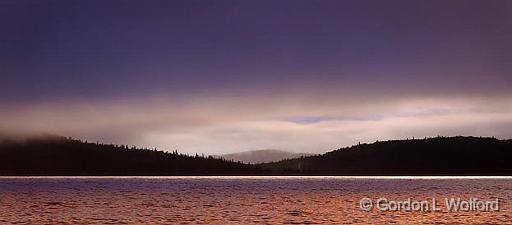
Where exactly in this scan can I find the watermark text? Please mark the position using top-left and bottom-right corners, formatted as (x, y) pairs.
(359, 197), (501, 212)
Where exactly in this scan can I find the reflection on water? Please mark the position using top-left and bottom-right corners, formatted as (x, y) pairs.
(0, 177), (511, 224)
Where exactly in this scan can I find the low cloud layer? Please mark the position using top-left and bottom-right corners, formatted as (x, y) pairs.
(2, 94), (511, 154)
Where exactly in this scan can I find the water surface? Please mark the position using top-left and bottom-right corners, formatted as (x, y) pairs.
(0, 176), (511, 224)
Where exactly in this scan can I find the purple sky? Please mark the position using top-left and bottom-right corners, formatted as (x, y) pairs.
(1, 0), (512, 154)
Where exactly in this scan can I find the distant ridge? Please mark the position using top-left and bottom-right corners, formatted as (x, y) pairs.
(261, 136), (512, 175)
(1, 135), (512, 175)
(215, 150), (313, 164)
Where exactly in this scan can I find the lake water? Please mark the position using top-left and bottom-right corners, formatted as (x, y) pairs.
(0, 176), (511, 224)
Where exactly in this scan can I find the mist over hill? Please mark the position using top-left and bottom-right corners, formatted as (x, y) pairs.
(0, 135), (260, 175)
(1, 135), (511, 175)
(215, 150), (313, 164)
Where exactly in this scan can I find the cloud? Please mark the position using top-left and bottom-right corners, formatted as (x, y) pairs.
(3, 93), (509, 154)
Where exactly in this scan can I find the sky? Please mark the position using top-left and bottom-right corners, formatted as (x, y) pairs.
(1, 0), (512, 154)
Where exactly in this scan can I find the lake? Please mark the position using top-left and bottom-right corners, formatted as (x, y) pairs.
(0, 176), (511, 224)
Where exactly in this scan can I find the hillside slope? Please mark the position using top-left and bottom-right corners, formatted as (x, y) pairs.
(261, 136), (512, 175)
(0, 136), (260, 175)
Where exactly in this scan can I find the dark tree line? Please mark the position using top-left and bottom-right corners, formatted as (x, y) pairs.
(0, 135), (263, 175)
(1, 135), (512, 175)
(260, 136), (512, 175)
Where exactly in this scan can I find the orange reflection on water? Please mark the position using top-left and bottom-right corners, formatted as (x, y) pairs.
(0, 177), (510, 224)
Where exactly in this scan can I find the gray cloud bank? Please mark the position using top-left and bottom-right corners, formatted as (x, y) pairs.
(1, 93), (511, 155)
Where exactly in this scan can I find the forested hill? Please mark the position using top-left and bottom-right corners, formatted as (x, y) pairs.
(1, 135), (512, 175)
(261, 136), (512, 175)
(0, 136), (260, 175)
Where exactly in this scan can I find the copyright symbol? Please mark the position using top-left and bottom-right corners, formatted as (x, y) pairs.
(359, 197), (373, 211)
